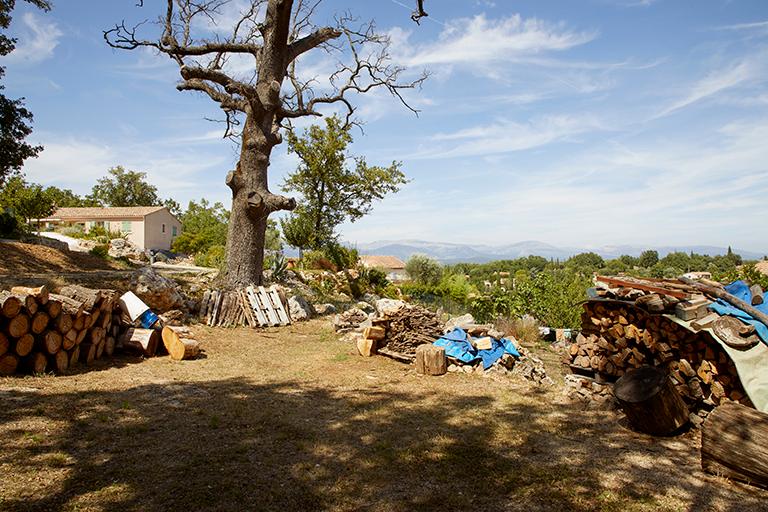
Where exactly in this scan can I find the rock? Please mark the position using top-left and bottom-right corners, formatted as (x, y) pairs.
(313, 303), (337, 316)
(447, 364), (459, 373)
(130, 267), (186, 312)
(288, 295), (315, 322)
(108, 237), (144, 259)
(336, 293), (351, 302)
(444, 313), (475, 332)
(361, 293), (380, 305)
(355, 301), (374, 314)
(375, 298), (407, 317)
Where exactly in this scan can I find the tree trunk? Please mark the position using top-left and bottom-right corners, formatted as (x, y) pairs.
(224, 114), (295, 288)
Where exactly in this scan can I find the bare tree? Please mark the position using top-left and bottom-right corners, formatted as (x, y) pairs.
(105, 0), (426, 286)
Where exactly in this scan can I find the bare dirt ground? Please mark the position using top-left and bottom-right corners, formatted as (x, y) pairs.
(0, 242), (126, 274)
(0, 319), (765, 511)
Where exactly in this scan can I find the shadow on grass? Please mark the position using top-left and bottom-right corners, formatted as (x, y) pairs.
(0, 377), (764, 511)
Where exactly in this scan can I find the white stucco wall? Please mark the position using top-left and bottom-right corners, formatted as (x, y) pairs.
(143, 209), (182, 251)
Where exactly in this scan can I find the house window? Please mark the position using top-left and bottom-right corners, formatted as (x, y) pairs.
(121, 221), (131, 233)
(162, 223), (166, 233)
(172, 226), (177, 237)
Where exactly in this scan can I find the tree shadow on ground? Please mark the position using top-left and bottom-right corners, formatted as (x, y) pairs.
(0, 377), (765, 511)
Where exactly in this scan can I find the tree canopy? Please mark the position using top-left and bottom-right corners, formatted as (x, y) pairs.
(0, 0), (51, 185)
(281, 115), (407, 250)
(87, 166), (162, 207)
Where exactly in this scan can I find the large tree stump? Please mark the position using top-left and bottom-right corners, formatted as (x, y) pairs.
(614, 365), (689, 435)
(702, 402), (768, 489)
(415, 344), (447, 376)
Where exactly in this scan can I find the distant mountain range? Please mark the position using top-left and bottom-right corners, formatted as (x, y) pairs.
(347, 240), (766, 264)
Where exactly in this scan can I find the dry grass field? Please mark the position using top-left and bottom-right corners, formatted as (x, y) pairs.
(1, 318), (765, 511)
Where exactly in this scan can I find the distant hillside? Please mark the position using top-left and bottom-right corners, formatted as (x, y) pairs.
(350, 240), (765, 264)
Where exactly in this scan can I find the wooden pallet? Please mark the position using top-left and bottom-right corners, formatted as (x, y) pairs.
(200, 286), (291, 328)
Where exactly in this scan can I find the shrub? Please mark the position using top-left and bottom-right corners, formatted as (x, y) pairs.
(405, 255), (443, 285)
(90, 244), (109, 259)
(0, 208), (22, 238)
(303, 250), (336, 271)
(194, 244), (226, 269)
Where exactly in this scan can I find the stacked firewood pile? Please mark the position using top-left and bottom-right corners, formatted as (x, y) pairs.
(567, 284), (752, 410)
(378, 303), (443, 359)
(0, 285), (119, 375)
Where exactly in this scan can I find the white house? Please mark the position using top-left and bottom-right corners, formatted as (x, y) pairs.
(40, 206), (182, 251)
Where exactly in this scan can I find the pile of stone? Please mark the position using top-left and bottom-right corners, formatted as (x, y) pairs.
(109, 238), (145, 259)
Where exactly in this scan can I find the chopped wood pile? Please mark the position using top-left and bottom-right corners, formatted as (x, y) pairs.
(200, 285), (290, 328)
(565, 275), (756, 412)
(0, 285), (119, 375)
(375, 303), (443, 360)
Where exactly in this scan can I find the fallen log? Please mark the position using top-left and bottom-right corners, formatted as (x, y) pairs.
(161, 326), (199, 361)
(614, 365), (689, 435)
(702, 402), (768, 489)
(11, 285), (48, 304)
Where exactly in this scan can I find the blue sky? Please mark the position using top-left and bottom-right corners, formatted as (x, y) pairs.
(3, 0), (768, 252)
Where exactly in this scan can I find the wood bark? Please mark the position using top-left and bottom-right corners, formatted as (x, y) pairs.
(751, 285), (764, 306)
(415, 344), (447, 376)
(11, 285), (48, 304)
(701, 402), (768, 489)
(614, 366), (689, 435)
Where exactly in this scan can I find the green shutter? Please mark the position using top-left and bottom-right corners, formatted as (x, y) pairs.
(121, 221), (131, 233)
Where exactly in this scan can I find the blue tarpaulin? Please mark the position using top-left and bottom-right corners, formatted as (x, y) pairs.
(708, 280), (768, 346)
(433, 327), (521, 369)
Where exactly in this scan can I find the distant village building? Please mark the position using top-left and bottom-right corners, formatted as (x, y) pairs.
(40, 206), (182, 251)
(359, 255), (407, 282)
(682, 271), (713, 280)
(756, 260), (768, 277)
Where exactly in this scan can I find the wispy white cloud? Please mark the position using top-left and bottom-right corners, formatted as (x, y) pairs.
(394, 14), (596, 68)
(654, 57), (764, 118)
(717, 20), (768, 31)
(5, 12), (63, 64)
(414, 114), (604, 159)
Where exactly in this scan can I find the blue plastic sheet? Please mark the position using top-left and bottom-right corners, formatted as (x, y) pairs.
(708, 280), (768, 346)
(433, 327), (520, 369)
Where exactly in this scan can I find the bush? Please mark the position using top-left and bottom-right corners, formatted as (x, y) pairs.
(302, 250), (336, 271)
(194, 244), (226, 269)
(0, 208), (22, 238)
(90, 244), (109, 259)
(405, 255), (443, 285)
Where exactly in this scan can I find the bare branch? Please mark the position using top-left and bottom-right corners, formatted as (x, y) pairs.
(411, 0), (428, 24)
(285, 26), (341, 63)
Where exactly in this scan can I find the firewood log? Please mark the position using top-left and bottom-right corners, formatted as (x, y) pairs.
(104, 336), (115, 357)
(62, 330), (76, 351)
(0, 332), (8, 357)
(0, 352), (16, 375)
(0, 292), (22, 318)
(95, 340), (105, 359)
(56, 314), (73, 335)
(120, 328), (159, 357)
(7, 313), (30, 338)
(23, 352), (45, 374)
(614, 365), (689, 435)
(14, 333), (34, 357)
(30, 311), (49, 335)
(68, 346), (80, 368)
(161, 326), (199, 361)
(79, 342), (96, 365)
(750, 285), (764, 306)
(702, 402), (768, 489)
(49, 350), (68, 373)
(58, 285), (102, 311)
(46, 299), (62, 318)
(49, 294), (85, 317)
(415, 344), (447, 376)
(39, 331), (63, 355)
(11, 285), (49, 304)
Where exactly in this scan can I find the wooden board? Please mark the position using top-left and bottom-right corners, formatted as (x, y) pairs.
(257, 286), (280, 326)
(595, 276), (690, 300)
(246, 286), (269, 326)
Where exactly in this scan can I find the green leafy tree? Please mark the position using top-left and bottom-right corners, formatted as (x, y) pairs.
(566, 252), (604, 273)
(638, 250), (659, 268)
(405, 255), (443, 286)
(280, 208), (331, 258)
(171, 199), (228, 254)
(163, 198), (182, 216)
(43, 186), (90, 208)
(282, 116), (408, 246)
(0, 176), (54, 227)
(0, 0), (51, 186)
(88, 166), (161, 207)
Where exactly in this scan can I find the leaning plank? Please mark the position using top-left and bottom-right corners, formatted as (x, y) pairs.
(268, 286), (291, 325)
(238, 290), (256, 328)
(258, 286), (280, 326)
(702, 402), (768, 489)
(246, 286), (269, 326)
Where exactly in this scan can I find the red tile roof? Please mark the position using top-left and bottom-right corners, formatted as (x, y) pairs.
(360, 255), (406, 269)
(41, 206), (166, 221)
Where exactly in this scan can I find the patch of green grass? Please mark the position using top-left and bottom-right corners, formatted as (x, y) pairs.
(23, 431), (44, 444)
(331, 352), (349, 363)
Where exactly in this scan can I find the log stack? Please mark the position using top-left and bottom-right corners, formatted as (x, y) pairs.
(567, 298), (751, 410)
(376, 304), (443, 361)
(0, 285), (119, 375)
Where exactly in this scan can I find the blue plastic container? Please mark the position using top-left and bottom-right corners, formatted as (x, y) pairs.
(138, 309), (159, 329)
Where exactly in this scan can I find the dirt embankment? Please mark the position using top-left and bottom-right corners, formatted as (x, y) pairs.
(0, 241), (125, 274)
